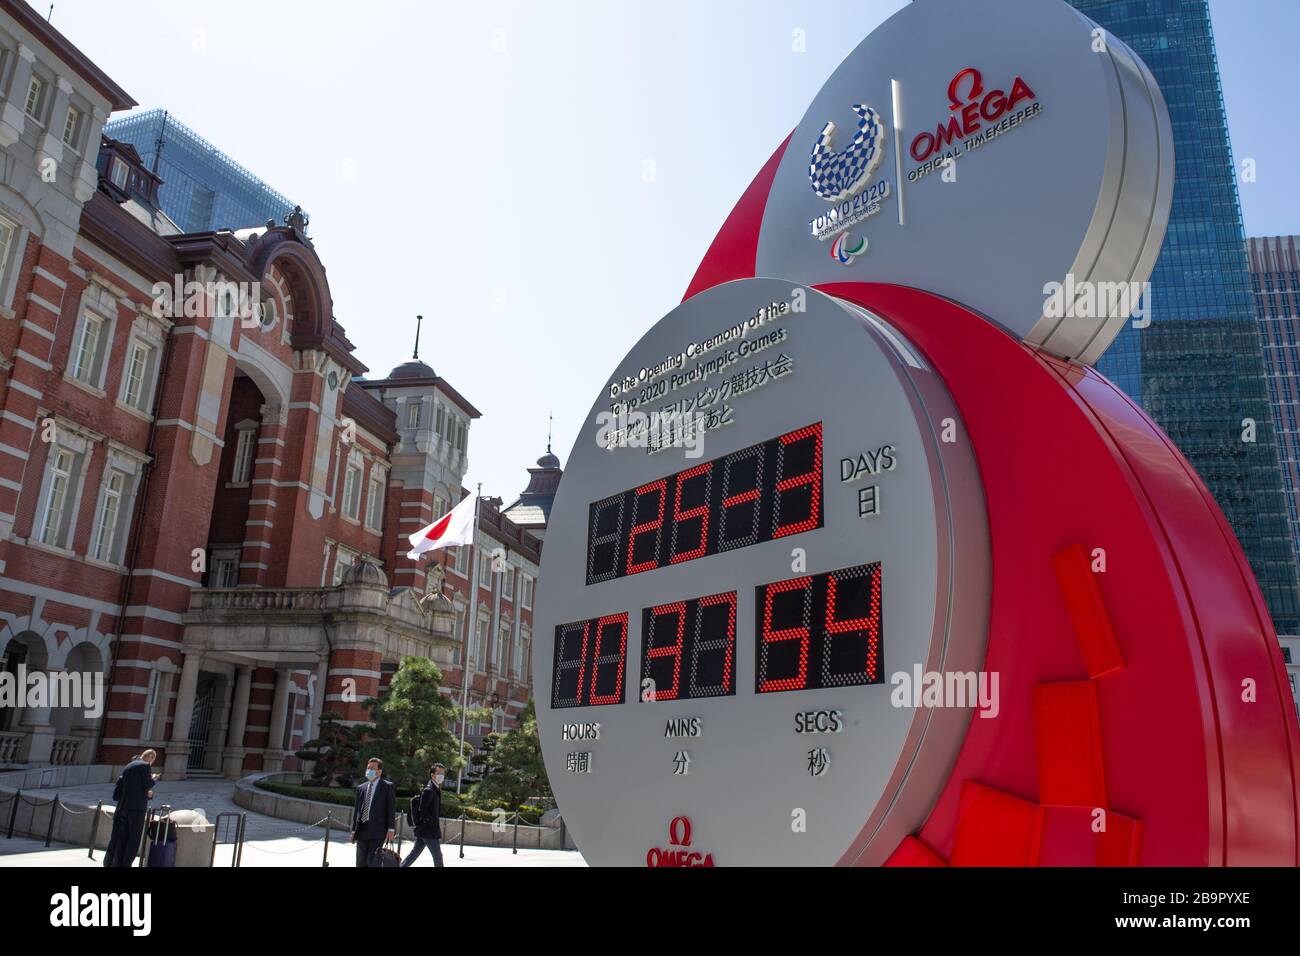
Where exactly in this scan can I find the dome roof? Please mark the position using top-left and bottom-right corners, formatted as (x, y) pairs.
(387, 359), (435, 381)
(340, 559), (388, 588)
(536, 451), (561, 469)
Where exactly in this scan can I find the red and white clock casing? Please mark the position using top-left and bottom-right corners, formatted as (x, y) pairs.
(533, 0), (1300, 865)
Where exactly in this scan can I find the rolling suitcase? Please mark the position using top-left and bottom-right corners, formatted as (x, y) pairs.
(147, 805), (177, 868)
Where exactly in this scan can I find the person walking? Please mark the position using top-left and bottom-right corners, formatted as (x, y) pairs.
(351, 757), (397, 867)
(401, 763), (445, 867)
(103, 749), (159, 867)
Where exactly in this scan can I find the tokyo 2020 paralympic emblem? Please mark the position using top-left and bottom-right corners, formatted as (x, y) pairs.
(808, 104), (887, 203)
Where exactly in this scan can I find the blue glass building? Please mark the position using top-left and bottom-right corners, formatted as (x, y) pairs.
(1069, 0), (1300, 632)
(103, 108), (302, 234)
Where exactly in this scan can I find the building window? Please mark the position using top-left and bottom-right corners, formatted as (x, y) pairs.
(497, 620), (509, 670)
(23, 76), (42, 119)
(475, 614), (489, 667)
(142, 670), (166, 740)
(71, 313), (104, 385)
(37, 447), (77, 547)
(453, 603), (467, 660)
(120, 340), (156, 411)
(520, 626), (531, 680)
(231, 427), (256, 484)
(522, 574), (534, 609)
(478, 551), (493, 588)
(332, 548), (355, 585)
(503, 565), (515, 597)
(342, 454), (362, 520)
(62, 106), (81, 148)
(110, 157), (129, 190)
(365, 469), (385, 531)
(406, 402), (420, 429)
(0, 216), (15, 297)
(208, 549), (240, 588)
(91, 469), (127, 563)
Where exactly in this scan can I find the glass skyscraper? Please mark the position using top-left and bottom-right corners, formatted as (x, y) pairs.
(1069, 0), (1300, 633)
(1249, 236), (1300, 577)
(103, 108), (302, 234)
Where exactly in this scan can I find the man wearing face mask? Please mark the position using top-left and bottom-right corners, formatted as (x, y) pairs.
(351, 757), (397, 867)
(401, 763), (446, 867)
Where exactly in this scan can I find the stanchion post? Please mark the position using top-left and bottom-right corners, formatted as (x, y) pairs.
(322, 814), (331, 868)
(7, 790), (19, 839)
(512, 811), (519, 855)
(88, 801), (103, 859)
(459, 811), (466, 859)
(44, 795), (59, 847)
(137, 808), (153, 868)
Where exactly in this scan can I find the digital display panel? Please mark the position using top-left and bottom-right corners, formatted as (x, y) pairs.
(756, 562), (883, 693)
(586, 422), (824, 585)
(641, 591), (738, 702)
(551, 613), (629, 709)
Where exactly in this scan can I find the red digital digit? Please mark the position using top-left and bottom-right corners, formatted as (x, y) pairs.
(717, 446), (764, 551)
(693, 592), (736, 696)
(645, 602), (686, 700)
(772, 422), (823, 538)
(758, 576), (813, 692)
(825, 564), (883, 682)
(587, 493), (626, 584)
(669, 462), (713, 564)
(588, 613), (628, 705)
(551, 620), (590, 708)
(626, 479), (667, 575)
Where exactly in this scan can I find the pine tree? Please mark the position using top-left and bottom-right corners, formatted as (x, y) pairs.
(365, 656), (464, 791)
(470, 700), (552, 809)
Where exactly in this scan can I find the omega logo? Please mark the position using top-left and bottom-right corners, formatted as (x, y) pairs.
(910, 67), (1038, 163)
(646, 816), (715, 867)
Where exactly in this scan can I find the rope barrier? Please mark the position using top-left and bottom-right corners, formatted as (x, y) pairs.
(54, 800), (95, 815)
(239, 838), (327, 856)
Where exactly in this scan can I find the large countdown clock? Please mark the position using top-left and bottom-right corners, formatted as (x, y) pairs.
(535, 0), (1300, 867)
(534, 278), (991, 866)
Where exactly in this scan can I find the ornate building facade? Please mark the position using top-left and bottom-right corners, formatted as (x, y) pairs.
(0, 0), (537, 776)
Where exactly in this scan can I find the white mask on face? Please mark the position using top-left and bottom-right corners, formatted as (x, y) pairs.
(434, 774), (445, 786)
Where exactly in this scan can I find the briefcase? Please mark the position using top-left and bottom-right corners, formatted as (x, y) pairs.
(370, 841), (400, 868)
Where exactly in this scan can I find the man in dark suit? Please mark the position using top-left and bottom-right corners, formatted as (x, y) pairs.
(351, 756), (396, 867)
(104, 749), (159, 867)
(401, 763), (445, 867)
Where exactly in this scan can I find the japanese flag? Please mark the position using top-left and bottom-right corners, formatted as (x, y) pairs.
(407, 493), (476, 559)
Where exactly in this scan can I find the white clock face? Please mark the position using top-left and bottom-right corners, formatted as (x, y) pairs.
(535, 279), (990, 866)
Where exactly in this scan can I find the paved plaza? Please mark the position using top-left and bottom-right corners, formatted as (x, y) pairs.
(0, 780), (585, 868)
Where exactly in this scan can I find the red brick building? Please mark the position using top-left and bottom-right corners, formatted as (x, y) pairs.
(0, 0), (540, 777)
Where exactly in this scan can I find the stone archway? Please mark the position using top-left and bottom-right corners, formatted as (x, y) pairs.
(0, 630), (50, 764)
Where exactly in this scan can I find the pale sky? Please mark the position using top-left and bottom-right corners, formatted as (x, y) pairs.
(44, 0), (1300, 503)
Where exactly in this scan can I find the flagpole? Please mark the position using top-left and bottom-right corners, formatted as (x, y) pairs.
(456, 483), (481, 794)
